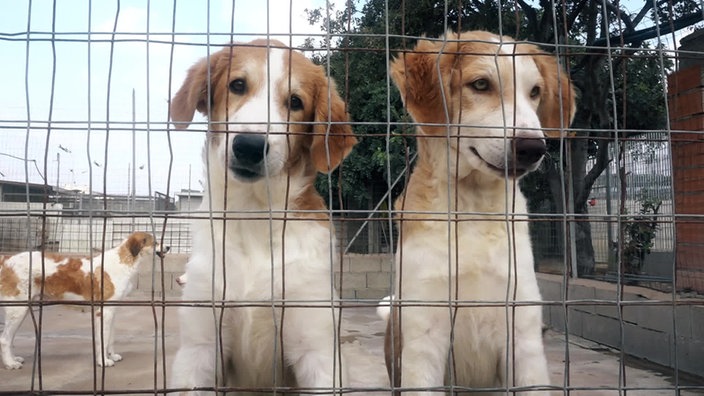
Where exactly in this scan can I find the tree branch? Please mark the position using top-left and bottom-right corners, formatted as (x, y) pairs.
(632, 0), (666, 26)
(566, 0), (590, 32)
(515, 0), (538, 33)
(570, 11), (701, 76)
(603, 1), (637, 36)
(591, 11), (702, 47)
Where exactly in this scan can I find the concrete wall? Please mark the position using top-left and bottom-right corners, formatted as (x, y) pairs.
(538, 273), (704, 377)
(134, 253), (188, 298)
(335, 254), (393, 300)
(139, 253), (395, 300)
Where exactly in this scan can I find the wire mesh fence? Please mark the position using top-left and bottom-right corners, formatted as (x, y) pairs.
(0, 0), (703, 395)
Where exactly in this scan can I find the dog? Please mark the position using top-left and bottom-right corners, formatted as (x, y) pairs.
(0, 232), (169, 369)
(169, 39), (357, 395)
(384, 31), (576, 395)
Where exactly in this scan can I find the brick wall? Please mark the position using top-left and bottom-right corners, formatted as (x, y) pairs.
(669, 65), (704, 293)
(335, 254), (393, 300)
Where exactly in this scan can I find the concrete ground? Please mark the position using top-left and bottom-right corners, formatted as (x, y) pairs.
(1, 299), (702, 395)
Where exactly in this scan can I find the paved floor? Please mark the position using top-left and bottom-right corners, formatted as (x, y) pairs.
(1, 299), (702, 395)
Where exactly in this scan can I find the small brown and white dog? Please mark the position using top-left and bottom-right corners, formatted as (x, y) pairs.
(169, 39), (356, 395)
(0, 232), (169, 369)
(383, 31), (576, 394)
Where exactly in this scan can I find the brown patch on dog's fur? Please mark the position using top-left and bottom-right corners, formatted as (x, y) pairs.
(310, 79), (357, 173)
(390, 36), (459, 136)
(529, 47), (576, 136)
(0, 257), (21, 297)
(35, 258), (115, 301)
(292, 187), (330, 221)
(90, 267), (115, 301)
(118, 231), (154, 265)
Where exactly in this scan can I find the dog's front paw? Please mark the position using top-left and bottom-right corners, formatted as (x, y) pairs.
(97, 358), (115, 367)
(108, 353), (122, 362)
(4, 359), (23, 370)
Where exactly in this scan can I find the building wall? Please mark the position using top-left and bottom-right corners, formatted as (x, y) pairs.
(669, 64), (704, 293)
(539, 273), (704, 377)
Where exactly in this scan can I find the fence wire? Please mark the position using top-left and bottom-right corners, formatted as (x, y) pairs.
(0, 0), (703, 395)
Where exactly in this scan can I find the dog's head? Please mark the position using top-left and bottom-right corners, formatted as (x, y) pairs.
(170, 39), (357, 183)
(391, 30), (576, 179)
(121, 232), (170, 265)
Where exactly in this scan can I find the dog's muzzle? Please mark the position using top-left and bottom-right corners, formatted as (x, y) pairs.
(229, 134), (269, 182)
(157, 246), (170, 258)
(471, 137), (547, 178)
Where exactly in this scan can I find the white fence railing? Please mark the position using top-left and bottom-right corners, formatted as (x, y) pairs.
(0, 203), (191, 254)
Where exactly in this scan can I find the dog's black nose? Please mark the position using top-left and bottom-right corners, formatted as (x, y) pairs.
(513, 138), (546, 168)
(232, 134), (269, 166)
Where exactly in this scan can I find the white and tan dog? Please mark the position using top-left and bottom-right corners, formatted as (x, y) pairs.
(0, 232), (169, 369)
(169, 39), (356, 395)
(384, 31), (576, 395)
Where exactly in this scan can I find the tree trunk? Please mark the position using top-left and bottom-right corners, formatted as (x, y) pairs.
(570, 138), (597, 276)
(542, 139), (598, 277)
(545, 159), (567, 258)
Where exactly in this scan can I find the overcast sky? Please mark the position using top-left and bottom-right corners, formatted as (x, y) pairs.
(0, 0), (327, 197)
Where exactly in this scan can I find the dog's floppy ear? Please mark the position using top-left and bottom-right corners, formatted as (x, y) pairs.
(532, 50), (577, 137)
(170, 50), (225, 129)
(311, 79), (357, 173)
(390, 35), (458, 135)
(125, 233), (147, 258)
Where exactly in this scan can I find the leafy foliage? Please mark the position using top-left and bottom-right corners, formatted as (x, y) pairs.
(622, 191), (662, 274)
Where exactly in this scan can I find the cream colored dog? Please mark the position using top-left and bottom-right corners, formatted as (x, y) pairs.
(169, 39), (357, 395)
(384, 31), (575, 395)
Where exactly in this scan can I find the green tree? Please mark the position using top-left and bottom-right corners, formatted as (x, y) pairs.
(307, 0), (701, 271)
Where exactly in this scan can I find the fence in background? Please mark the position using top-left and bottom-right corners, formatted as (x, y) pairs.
(0, 202), (191, 254)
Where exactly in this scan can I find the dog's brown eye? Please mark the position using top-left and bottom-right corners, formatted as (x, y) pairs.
(229, 79), (246, 95)
(530, 86), (541, 98)
(289, 95), (304, 111)
(470, 79), (490, 92)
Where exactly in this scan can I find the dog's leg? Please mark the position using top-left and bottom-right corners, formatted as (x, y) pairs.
(95, 307), (117, 367)
(105, 310), (122, 363)
(500, 309), (551, 395)
(282, 306), (348, 395)
(170, 306), (224, 395)
(398, 306), (451, 396)
(1, 305), (30, 369)
(171, 344), (221, 396)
